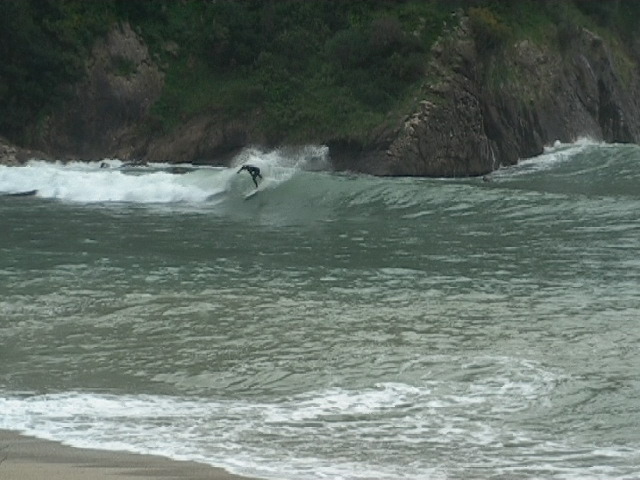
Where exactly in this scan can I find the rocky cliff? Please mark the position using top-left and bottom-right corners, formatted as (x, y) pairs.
(331, 19), (640, 176)
(0, 137), (49, 166)
(19, 22), (261, 167)
(32, 23), (164, 161)
(5, 17), (640, 177)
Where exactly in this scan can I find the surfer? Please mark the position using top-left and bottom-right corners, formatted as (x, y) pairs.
(237, 164), (262, 188)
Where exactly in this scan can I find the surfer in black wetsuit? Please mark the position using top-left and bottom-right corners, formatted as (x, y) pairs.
(237, 165), (262, 188)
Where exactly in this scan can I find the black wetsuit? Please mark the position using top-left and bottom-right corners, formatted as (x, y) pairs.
(237, 165), (262, 188)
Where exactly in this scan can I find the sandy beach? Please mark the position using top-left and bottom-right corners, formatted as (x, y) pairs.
(0, 430), (261, 480)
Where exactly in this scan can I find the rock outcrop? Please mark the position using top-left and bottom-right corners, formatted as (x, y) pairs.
(134, 114), (261, 165)
(27, 22), (262, 166)
(334, 19), (640, 176)
(32, 23), (164, 160)
(0, 137), (49, 165)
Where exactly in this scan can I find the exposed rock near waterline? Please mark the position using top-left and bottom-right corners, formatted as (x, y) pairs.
(0, 137), (49, 166)
(133, 114), (262, 166)
(333, 21), (640, 176)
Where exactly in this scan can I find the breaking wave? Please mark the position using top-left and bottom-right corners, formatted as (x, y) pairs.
(1, 141), (639, 219)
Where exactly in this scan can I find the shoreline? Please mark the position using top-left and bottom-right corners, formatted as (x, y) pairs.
(0, 429), (263, 480)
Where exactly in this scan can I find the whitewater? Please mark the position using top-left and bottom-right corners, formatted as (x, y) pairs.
(1, 141), (639, 479)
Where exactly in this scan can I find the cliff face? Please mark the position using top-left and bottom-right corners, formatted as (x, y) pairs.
(334, 20), (640, 176)
(32, 23), (164, 161)
(7, 18), (640, 176)
(24, 22), (260, 166)
(134, 114), (261, 165)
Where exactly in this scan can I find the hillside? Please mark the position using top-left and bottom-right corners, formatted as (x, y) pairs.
(2, 0), (640, 176)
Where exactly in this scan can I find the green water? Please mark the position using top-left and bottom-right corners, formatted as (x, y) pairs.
(1, 143), (639, 479)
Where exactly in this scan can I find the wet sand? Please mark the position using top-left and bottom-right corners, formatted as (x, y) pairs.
(0, 430), (261, 480)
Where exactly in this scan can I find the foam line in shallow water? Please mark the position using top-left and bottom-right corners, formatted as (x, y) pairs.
(2, 355), (635, 480)
(0, 358), (565, 480)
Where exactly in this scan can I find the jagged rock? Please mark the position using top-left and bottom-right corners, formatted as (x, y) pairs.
(338, 21), (640, 176)
(135, 114), (261, 165)
(0, 137), (49, 165)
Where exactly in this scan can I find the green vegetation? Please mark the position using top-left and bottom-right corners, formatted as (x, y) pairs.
(0, 1), (110, 138)
(2, 0), (640, 145)
(0, 0), (455, 143)
(110, 55), (137, 78)
(143, 0), (457, 142)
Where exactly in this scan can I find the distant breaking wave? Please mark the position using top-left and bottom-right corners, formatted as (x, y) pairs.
(0, 146), (331, 205)
(1, 142), (639, 214)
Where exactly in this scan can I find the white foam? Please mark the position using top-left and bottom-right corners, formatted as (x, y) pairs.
(492, 137), (603, 179)
(0, 358), (570, 480)
(0, 388), (450, 479)
(0, 147), (328, 204)
(232, 145), (329, 172)
(262, 383), (423, 424)
(543, 136), (601, 154)
(1, 360), (638, 480)
(0, 161), (221, 203)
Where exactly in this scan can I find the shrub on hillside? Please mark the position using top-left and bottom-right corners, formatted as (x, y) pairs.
(468, 6), (511, 53)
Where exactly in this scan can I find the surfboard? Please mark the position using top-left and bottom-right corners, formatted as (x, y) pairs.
(5, 189), (38, 197)
(244, 189), (260, 200)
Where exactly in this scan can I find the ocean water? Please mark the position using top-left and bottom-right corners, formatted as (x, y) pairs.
(1, 142), (639, 479)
